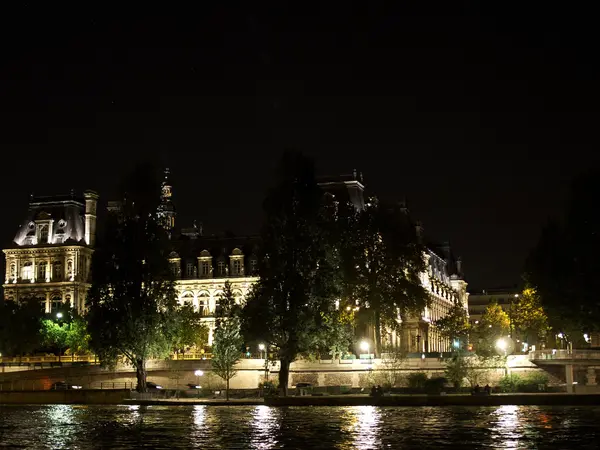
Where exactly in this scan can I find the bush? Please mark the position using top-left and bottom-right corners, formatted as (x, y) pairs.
(521, 371), (549, 392)
(425, 377), (447, 394)
(407, 372), (428, 389)
(499, 374), (522, 393)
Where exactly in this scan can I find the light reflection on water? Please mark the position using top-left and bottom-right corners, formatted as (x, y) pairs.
(2, 404), (600, 449)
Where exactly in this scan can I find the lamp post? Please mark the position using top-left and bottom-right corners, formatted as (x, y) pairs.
(194, 370), (203, 398)
(496, 338), (509, 376)
(258, 343), (266, 359)
(360, 341), (370, 361)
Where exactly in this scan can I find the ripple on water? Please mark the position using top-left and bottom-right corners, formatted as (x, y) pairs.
(1, 404), (600, 449)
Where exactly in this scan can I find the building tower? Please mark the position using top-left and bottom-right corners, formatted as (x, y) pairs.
(84, 190), (99, 247)
(157, 168), (176, 235)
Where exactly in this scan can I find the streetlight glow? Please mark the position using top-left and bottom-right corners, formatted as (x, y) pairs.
(496, 338), (507, 352)
(194, 370), (204, 377)
(258, 343), (265, 351)
(56, 312), (63, 319)
(360, 341), (369, 353)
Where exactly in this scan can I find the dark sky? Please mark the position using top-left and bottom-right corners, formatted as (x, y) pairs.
(0, 4), (597, 291)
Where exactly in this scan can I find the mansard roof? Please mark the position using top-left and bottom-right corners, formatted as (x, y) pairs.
(170, 233), (259, 260)
(11, 194), (87, 247)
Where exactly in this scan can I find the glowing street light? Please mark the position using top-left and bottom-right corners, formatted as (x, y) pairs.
(56, 312), (63, 319)
(496, 338), (509, 375)
(194, 370), (204, 397)
(258, 343), (265, 351)
(496, 338), (507, 353)
(360, 341), (370, 353)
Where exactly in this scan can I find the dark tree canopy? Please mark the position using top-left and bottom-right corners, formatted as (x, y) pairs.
(340, 199), (429, 355)
(86, 164), (194, 392)
(242, 151), (340, 395)
(0, 299), (44, 357)
(526, 169), (600, 344)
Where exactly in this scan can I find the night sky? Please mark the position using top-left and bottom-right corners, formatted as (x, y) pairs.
(1, 4), (597, 291)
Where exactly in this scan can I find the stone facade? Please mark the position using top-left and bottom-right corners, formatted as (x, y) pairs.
(3, 192), (98, 313)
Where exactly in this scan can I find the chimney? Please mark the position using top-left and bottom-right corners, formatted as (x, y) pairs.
(84, 190), (99, 247)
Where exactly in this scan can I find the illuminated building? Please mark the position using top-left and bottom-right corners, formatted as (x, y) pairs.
(2, 169), (468, 353)
(2, 191), (98, 313)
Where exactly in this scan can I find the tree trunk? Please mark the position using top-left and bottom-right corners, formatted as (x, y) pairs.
(135, 358), (147, 393)
(226, 377), (230, 401)
(374, 309), (382, 357)
(279, 357), (291, 397)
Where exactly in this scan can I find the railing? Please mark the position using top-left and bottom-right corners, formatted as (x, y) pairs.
(171, 353), (212, 360)
(0, 381), (134, 391)
(0, 353), (216, 365)
(530, 349), (600, 360)
(0, 355), (98, 364)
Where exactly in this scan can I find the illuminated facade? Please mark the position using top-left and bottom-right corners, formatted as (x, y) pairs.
(2, 169), (468, 354)
(2, 191), (98, 313)
(318, 172), (469, 354)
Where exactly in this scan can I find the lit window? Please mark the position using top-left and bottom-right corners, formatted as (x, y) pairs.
(39, 225), (49, 244)
(22, 262), (33, 281)
(232, 259), (241, 276)
(201, 261), (211, 276)
(38, 262), (47, 281)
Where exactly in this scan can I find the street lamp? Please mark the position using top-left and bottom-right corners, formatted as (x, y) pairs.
(496, 338), (509, 376)
(56, 312), (63, 319)
(258, 343), (265, 359)
(194, 370), (203, 397)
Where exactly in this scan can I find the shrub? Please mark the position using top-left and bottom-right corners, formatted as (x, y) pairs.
(407, 372), (428, 389)
(520, 371), (549, 392)
(499, 374), (522, 393)
(425, 377), (447, 394)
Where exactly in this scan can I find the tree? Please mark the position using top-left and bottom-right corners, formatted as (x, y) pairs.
(40, 310), (90, 357)
(526, 169), (600, 347)
(242, 151), (340, 396)
(0, 298), (44, 357)
(172, 304), (209, 354)
(434, 300), (470, 350)
(340, 199), (429, 355)
(303, 308), (355, 361)
(511, 287), (549, 348)
(472, 301), (510, 357)
(86, 164), (182, 392)
(211, 281), (243, 400)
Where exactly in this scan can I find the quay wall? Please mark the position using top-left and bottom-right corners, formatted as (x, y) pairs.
(0, 356), (547, 391)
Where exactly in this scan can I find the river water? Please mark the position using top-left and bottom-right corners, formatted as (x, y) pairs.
(1, 404), (599, 449)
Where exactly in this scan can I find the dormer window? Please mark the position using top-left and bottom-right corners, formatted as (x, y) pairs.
(39, 225), (48, 243)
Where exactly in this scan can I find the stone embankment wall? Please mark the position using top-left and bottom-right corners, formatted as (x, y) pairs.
(0, 389), (130, 404)
(0, 356), (547, 390)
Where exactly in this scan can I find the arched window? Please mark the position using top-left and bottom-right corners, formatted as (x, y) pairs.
(50, 292), (62, 312)
(233, 289), (244, 305)
(198, 291), (210, 316)
(181, 291), (194, 307)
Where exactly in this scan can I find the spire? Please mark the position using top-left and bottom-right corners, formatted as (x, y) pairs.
(157, 167), (176, 235)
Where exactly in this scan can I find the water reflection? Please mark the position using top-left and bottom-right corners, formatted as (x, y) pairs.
(44, 404), (77, 449)
(491, 405), (520, 449)
(2, 405), (600, 448)
(251, 405), (279, 449)
(340, 406), (382, 449)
